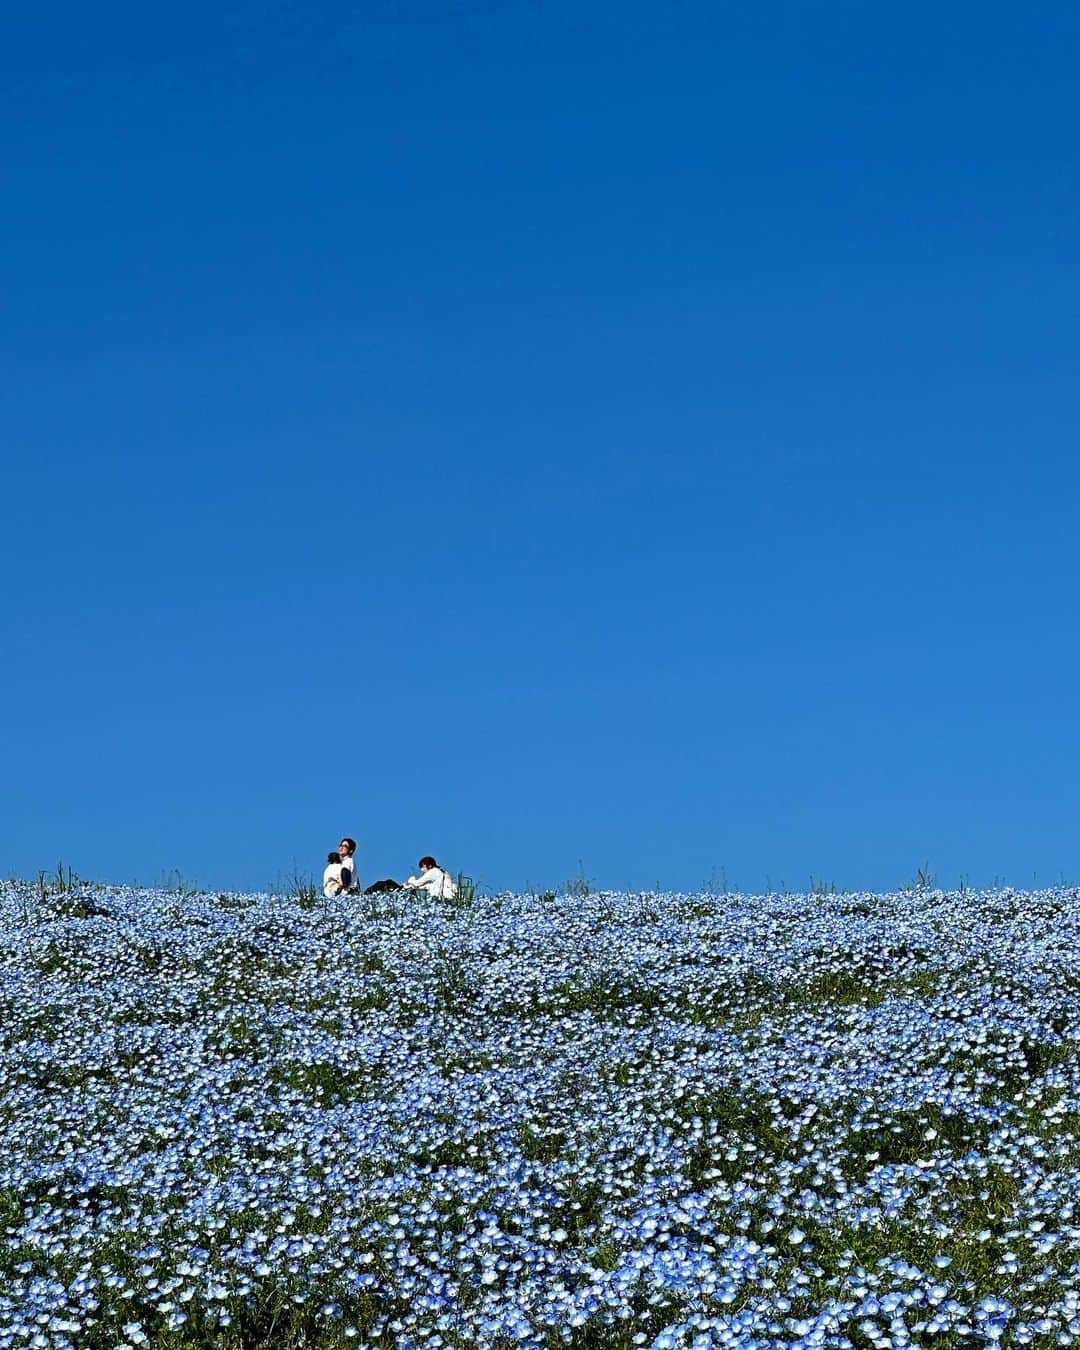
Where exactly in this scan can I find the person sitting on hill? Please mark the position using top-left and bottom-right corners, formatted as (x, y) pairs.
(323, 851), (344, 898)
(405, 856), (457, 900)
(363, 856), (458, 899)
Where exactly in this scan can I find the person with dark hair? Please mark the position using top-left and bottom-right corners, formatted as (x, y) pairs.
(405, 856), (457, 900)
(323, 851), (345, 898)
(362, 855), (457, 899)
(338, 837), (360, 893)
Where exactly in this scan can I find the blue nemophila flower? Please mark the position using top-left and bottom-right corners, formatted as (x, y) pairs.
(3, 880), (1080, 1344)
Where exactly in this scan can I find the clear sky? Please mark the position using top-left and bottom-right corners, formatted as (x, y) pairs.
(4, 1), (1079, 896)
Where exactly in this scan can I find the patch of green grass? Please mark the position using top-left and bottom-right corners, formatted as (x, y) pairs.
(543, 974), (666, 1018)
(52, 892), (111, 920)
(344, 983), (393, 1015)
(35, 940), (69, 976)
(940, 1035), (1080, 1102)
(684, 962), (943, 1034)
(432, 1047), (498, 1077)
(680, 971), (777, 1028)
(26, 1058), (96, 1091)
(565, 863), (593, 898)
(600, 1061), (634, 1088)
(0, 1239), (46, 1281)
(793, 1168), (1021, 1292)
(411, 1134), (488, 1172)
(1026, 1086), (1080, 1144)
(136, 942), (169, 974)
(840, 1104), (990, 1182)
(450, 872), (478, 908)
(587, 1240), (622, 1273)
(673, 900), (717, 920)
(433, 958), (475, 1011)
(0, 1186), (23, 1231)
(11, 1004), (64, 1040)
(799, 967), (874, 1005)
(784, 960), (940, 1012)
(213, 1013), (282, 1061)
(76, 1285), (399, 1350)
(678, 1083), (807, 1184)
(271, 1059), (382, 1106)
(894, 968), (942, 998)
(286, 864), (321, 909)
(550, 1177), (607, 1240)
(518, 1121), (566, 1163)
(1016, 1035), (1079, 1078)
(213, 890), (253, 911)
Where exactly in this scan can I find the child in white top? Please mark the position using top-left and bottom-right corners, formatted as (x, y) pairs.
(323, 851), (345, 898)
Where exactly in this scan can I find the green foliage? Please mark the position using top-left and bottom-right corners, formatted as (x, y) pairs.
(432, 948), (473, 1010)
(840, 1104), (993, 1183)
(288, 864), (320, 909)
(271, 1059), (382, 1106)
(33, 862), (109, 918)
(0, 1186), (22, 1230)
(518, 1120), (565, 1163)
(703, 866), (729, 895)
(550, 1177), (607, 1240)
(215, 1012), (278, 1060)
(35, 939), (68, 976)
(159, 868), (200, 898)
(565, 861), (592, 898)
(679, 1083), (807, 1185)
(799, 1166), (1024, 1298)
(450, 872), (478, 908)
(906, 861), (937, 891)
(792, 964), (938, 1010)
(54, 861), (80, 893)
(542, 972), (665, 1018)
(344, 983), (393, 1014)
(602, 1060), (634, 1088)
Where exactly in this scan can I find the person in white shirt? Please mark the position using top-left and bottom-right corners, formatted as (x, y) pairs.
(323, 851), (345, 898)
(404, 856), (457, 900)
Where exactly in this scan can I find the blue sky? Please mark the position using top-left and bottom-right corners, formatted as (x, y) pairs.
(4, 1), (1079, 895)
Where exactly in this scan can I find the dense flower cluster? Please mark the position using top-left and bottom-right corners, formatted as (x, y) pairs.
(2, 879), (1080, 1348)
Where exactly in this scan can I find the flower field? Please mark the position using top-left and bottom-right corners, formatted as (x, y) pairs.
(3, 879), (1080, 1349)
